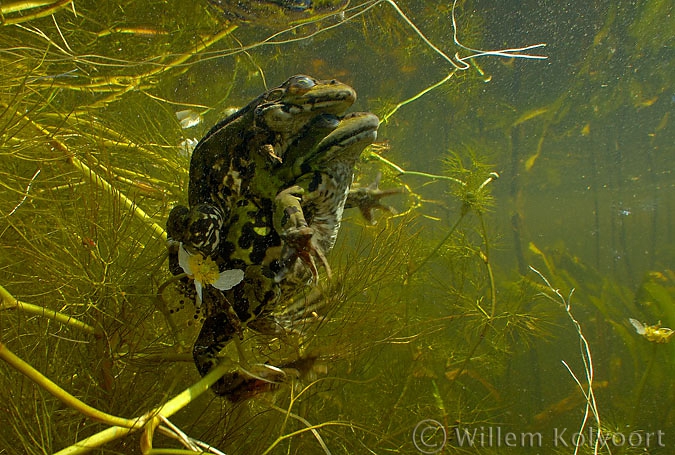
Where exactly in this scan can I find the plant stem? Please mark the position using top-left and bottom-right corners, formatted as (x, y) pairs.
(0, 342), (134, 428)
(381, 71), (457, 124)
(0, 328), (233, 454)
(0, 284), (96, 335)
(406, 211), (467, 280)
(1, 0), (72, 25)
(366, 152), (466, 186)
(446, 213), (496, 393)
(8, 108), (168, 241)
(53, 359), (233, 454)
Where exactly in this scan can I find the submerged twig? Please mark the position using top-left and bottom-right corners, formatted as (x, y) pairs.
(6, 167), (40, 217)
(376, 0), (547, 120)
(384, 0), (547, 70)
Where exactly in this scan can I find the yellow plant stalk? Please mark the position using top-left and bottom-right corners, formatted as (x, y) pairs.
(6, 107), (169, 241)
(0, 284), (96, 335)
(0, 337), (232, 454)
(1, 0), (72, 25)
(53, 360), (233, 454)
(0, 342), (135, 427)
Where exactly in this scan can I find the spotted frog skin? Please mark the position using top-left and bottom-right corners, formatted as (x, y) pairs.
(166, 76), (388, 399)
(273, 112), (380, 280)
(191, 113), (378, 398)
(167, 75), (356, 260)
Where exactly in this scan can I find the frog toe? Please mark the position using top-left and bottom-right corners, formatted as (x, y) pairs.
(215, 357), (319, 402)
(213, 365), (286, 401)
(346, 173), (404, 224)
(277, 226), (332, 282)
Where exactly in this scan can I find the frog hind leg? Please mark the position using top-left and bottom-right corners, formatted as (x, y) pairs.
(217, 370), (282, 402)
(192, 312), (240, 395)
(222, 356), (321, 402)
(193, 313), (289, 400)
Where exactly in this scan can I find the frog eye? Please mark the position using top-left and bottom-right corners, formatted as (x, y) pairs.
(166, 205), (189, 241)
(287, 75), (316, 94)
(267, 88), (286, 102)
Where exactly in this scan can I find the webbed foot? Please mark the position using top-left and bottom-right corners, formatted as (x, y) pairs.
(346, 173), (404, 224)
(217, 356), (319, 402)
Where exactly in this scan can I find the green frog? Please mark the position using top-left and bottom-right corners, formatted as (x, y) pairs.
(272, 112), (381, 281)
(166, 76), (394, 399)
(167, 75), (355, 263)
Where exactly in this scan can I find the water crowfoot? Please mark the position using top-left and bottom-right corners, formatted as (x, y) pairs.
(177, 244), (244, 305)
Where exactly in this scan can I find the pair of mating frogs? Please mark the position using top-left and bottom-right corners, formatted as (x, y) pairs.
(166, 75), (396, 399)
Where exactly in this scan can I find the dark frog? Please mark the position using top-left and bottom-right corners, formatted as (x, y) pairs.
(167, 75), (355, 264)
(192, 114), (379, 399)
(166, 76), (391, 399)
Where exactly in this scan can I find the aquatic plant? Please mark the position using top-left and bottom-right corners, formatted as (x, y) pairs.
(5, 1), (669, 454)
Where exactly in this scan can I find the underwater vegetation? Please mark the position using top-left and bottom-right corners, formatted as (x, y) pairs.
(0, 0), (672, 454)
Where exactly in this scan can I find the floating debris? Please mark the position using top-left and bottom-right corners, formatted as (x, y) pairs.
(629, 318), (674, 343)
(176, 109), (202, 129)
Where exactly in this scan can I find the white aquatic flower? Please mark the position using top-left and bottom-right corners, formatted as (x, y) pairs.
(178, 244), (244, 305)
(628, 318), (674, 343)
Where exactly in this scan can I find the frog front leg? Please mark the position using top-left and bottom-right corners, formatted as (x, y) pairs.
(166, 202), (227, 258)
(273, 185), (331, 282)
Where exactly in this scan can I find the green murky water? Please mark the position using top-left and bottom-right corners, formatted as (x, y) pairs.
(0, 1), (673, 454)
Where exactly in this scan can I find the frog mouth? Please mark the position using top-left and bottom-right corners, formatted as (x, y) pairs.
(316, 112), (379, 150)
(289, 112), (377, 169)
(300, 89), (357, 113)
